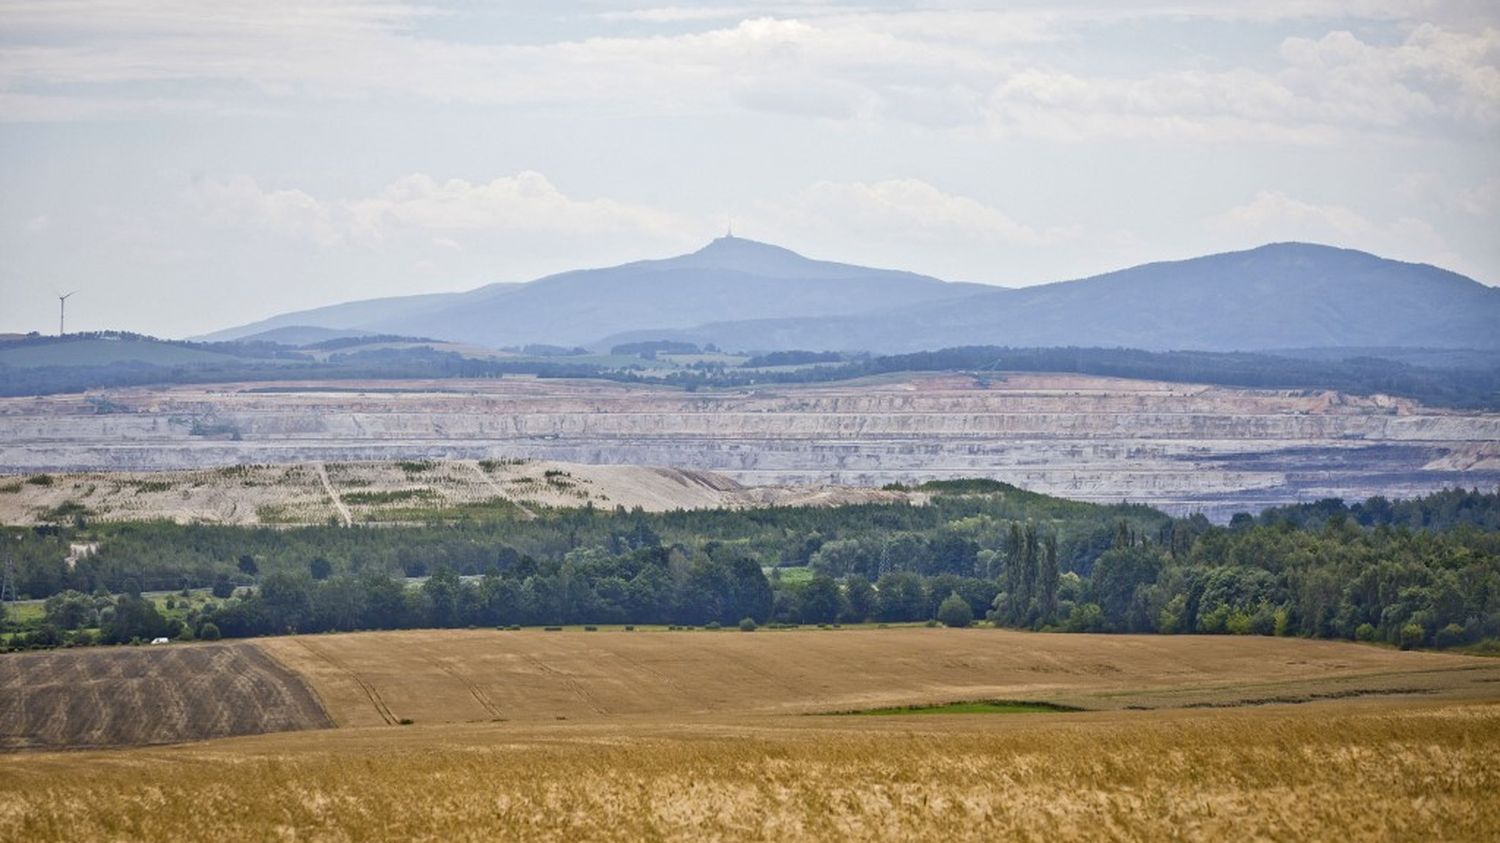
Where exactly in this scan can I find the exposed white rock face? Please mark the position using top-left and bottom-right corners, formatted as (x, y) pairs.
(1, 373), (1496, 520)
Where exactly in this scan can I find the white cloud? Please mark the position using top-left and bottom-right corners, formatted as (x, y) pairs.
(191, 171), (693, 250)
(1205, 190), (1478, 276)
(193, 175), (342, 247)
(5, 2), (1493, 143)
(1278, 26), (1500, 128)
(1456, 176), (1500, 215)
(770, 178), (1075, 247)
(344, 172), (688, 240)
(5, 5), (1487, 149)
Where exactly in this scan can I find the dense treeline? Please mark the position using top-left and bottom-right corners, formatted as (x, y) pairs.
(741, 350), (844, 368)
(737, 346), (1500, 410)
(1248, 488), (1500, 532)
(5, 332), (1498, 410)
(609, 340), (703, 357)
(2, 482), (1159, 599)
(3, 487), (1496, 652)
(0, 344), (634, 397)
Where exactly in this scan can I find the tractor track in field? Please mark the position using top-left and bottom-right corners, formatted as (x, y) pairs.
(290, 638), (399, 726)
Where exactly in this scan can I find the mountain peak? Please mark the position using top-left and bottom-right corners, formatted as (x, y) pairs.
(688, 235), (806, 261)
(662, 235), (845, 279)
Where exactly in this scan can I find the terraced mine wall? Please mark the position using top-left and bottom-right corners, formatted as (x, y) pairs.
(2, 373), (1496, 519)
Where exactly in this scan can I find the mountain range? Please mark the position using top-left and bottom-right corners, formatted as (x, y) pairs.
(203, 238), (1500, 353)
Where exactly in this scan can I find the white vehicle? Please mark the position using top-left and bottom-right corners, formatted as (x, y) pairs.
(149, 637), (170, 645)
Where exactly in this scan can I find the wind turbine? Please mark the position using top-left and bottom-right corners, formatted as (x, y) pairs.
(57, 291), (77, 336)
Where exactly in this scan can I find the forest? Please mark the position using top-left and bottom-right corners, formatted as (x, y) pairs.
(2, 484), (1496, 652)
(4, 332), (1498, 409)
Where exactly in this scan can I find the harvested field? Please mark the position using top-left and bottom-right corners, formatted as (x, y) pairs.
(2, 629), (1498, 841)
(0, 642), (331, 751)
(0, 700), (1496, 841)
(257, 628), (1498, 728)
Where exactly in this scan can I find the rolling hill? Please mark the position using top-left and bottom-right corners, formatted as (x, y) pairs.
(603, 243), (1500, 353)
(203, 239), (1500, 353)
(202, 237), (984, 348)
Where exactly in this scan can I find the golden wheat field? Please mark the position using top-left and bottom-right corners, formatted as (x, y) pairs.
(2, 628), (1499, 842)
(256, 627), (1500, 725)
(2, 702), (1498, 841)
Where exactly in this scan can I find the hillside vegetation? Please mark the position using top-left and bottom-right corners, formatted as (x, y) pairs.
(4, 486), (1496, 654)
(5, 329), (1498, 409)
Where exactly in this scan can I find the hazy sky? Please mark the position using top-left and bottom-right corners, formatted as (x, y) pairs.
(2, 1), (1497, 338)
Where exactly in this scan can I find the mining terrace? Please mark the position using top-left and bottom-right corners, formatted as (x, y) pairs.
(1, 372), (1496, 519)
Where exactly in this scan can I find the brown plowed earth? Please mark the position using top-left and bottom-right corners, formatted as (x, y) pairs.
(0, 642), (332, 751)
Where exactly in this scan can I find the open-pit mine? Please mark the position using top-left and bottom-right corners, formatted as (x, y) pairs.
(2, 372), (1496, 519)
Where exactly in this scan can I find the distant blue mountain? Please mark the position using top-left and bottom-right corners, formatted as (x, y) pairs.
(205, 239), (1500, 353)
(202, 237), (983, 347)
(603, 243), (1500, 352)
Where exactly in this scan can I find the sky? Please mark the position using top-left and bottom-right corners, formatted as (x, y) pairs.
(1, 1), (1497, 339)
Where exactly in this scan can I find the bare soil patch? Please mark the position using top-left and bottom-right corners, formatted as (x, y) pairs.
(0, 642), (331, 751)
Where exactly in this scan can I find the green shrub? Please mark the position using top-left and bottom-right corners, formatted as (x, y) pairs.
(705, 621), (721, 631)
(936, 593), (974, 628)
(1273, 608), (1291, 637)
(1062, 603), (1106, 633)
(1399, 623), (1426, 650)
(738, 617), (757, 632)
(1435, 623), (1467, 649)
(1225, 611), (1253, 636)
(198, 622), (221, 641)
(584, 625), (598, 632)
(624, 625), (636, 631)
(544, 626), (562, 632)
(1354, 623), (1377, 642)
